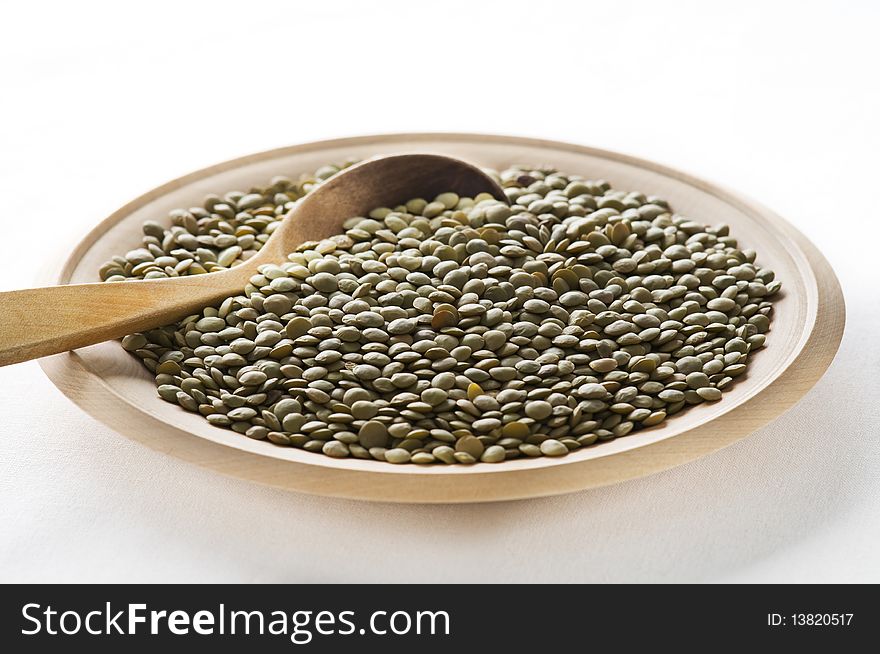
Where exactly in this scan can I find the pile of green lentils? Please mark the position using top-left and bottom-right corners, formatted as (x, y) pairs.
(101, 162), (780, 464)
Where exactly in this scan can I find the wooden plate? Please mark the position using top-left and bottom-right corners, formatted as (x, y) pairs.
(39, 133), (845, 503)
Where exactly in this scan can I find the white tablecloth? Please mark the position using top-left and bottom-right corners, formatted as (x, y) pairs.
(1, 0), (877, 582)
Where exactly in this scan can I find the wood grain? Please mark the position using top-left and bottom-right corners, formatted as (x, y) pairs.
(37, 133), (846, 503)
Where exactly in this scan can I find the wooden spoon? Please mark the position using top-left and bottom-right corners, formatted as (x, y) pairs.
(0, 153), (506, 366)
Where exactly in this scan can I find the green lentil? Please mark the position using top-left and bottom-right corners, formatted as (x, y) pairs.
(107, 162), (779, 465)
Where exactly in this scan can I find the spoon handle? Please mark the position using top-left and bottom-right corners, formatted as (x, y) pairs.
(0, 273), (246, 366)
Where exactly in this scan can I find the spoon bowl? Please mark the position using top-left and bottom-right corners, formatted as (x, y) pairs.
(259, 153), (507, 262)
(0, 153), (505, 367)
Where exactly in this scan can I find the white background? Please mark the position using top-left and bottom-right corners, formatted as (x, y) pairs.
(1, 0), (877, 582)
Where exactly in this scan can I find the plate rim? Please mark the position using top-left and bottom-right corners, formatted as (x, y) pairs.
(38, 132), (846, 502)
